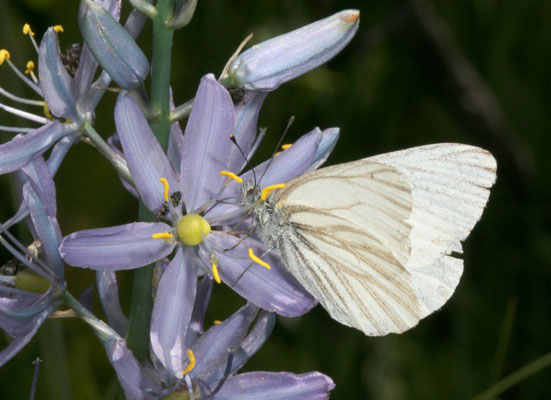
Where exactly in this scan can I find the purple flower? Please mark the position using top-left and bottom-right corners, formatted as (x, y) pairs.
(60, 74), (324, 318)
(103, 274), (334, 399)
(221, 10), (359, 91)
(0, 159), (65, 367)
(0, 0), (146, 175)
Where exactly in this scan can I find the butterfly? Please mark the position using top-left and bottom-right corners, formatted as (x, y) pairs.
(247, 143), (496, 336)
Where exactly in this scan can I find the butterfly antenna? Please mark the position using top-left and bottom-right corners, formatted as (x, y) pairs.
(257, 115), (295, 185)
(229, 134), (257, 184)
(231, 247), (272, 287)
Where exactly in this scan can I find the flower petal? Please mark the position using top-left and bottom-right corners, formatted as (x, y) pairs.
(215, 371), (335, 400)
(38, 28), (78, 120)
(189, 303), (258, 385)
(150, 247), (197, 379)
(180, 74), (235, 212)
(97, 271), (128, 336)
(308, 127), (340, 171)
(0, 302), (56, 367)
(230, 311), (275, 374)
(206, 233), (316, 317)
(228, 91), (268, 173)
(79, 0), (149, 89)
(186, 276), (214, 347)
(115, 92), (179, 211)
(23, 184), (64, 278)
(0, 121), (76, 175)
(105, 336), (161, 400)
(60, 222), (175, 270)
(225, 10), (359, 91)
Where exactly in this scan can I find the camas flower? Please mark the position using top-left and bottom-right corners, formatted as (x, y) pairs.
(0, 0), (146, 175)
(60, 74), (333, 318)
(0, 159), (65, 366)
(103, 274), (334, 399)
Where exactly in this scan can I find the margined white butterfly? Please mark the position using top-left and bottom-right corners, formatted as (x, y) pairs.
(244, 143), (496, 336)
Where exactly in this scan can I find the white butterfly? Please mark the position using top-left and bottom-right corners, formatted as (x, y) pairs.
(248, 143), (496, 336)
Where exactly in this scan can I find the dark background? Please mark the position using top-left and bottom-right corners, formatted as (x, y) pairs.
(1, 0), (550, 399)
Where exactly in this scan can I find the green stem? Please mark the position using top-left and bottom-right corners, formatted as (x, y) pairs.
(150, 0), (175, 150)
(125, 0), (175, 364)
(83, 124), (133, 184)
(64, 291), (118, 342)
(472, 352), (551, 400)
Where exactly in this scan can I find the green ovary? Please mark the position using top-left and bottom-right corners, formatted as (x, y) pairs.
(176, 214), (211, 246)
(15, 270), (51, 293)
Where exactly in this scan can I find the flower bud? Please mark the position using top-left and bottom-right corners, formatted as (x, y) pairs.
(223, 9), (359, 91)
(79, 0), (149, 89)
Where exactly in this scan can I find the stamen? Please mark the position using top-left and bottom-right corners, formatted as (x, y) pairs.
(152, 232), (174, 240)
(213, 320), (222, 325)
(212, 261), (221, 284)
(22, 24), (35, 36)
(159, 178), (170, 202)
(25, 61), (35, 75)
(281, 143), (292, 150)
(219, 170), (243, 183)
(248, 248), (271, 270)
(0, 49), (11, 65)
(53, 25), (64, 33)
(182, 349), (196, 375)
(260, 184), (285, 201)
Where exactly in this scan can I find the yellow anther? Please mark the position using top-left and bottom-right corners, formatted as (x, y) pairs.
(219, 170), (243, 183)
(152, 232), (174, 240)
(25, 61), (35, 75)
(22, 24), (35, 36)
(281, 143), (292, 150)
(182, 349), (196, 375)
(260, 184), (285, 201)
(213, 320), (222, 325)
(0, 49), (11, 65)
(248, 248), (271, 270)
(212, 262), (221, 284)
(274, 151), (281, 157)
(53, 25), (64, 33)
(159, 178), (170, 202)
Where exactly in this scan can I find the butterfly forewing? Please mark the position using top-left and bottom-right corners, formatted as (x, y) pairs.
(275, 161), (422, 335)
(267, 143), (496, 336)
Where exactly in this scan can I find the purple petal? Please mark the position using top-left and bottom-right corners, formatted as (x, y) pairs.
(23, 184), (64, 278)
(180, 74), (235, 212)
(74, 44), (100, 109)
(60, 222), (176, 270)
(226, 10), (359, 91)
(79, 0), (149, 89)
(150, 247), (197, 378)
(0, 295), (49, 336)
(308, 127), (340, 171)
(0, 121), (76, 175)
(167, 88), (185, 171)
(38, 28), (78, 120)
(115, 92), (179, 211)
(186, 276), (214, 347)
(105, 336), (161, 400)
(47, 134), (80, 176)
(97, 271), (128, 336)
(228, 91), (268, 173)
(205, 233), (316, 317)
(20, 156), (57, 218)
(216, 371), (335, 400)
(208, 128), (321, 220)
(231, 311), (275, 373)
(107, 133), (139, 198)
(244, 127), (321, 186)
(0, 303), (55, 367)
(189, 303), (258, 385)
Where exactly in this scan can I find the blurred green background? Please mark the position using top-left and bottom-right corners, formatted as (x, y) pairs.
(1, 0), (550, 399)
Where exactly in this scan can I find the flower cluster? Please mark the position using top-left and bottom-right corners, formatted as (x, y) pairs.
(1, 1), (359, 398)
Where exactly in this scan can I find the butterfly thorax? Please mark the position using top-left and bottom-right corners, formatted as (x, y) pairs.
(240, 181), (289, 249)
